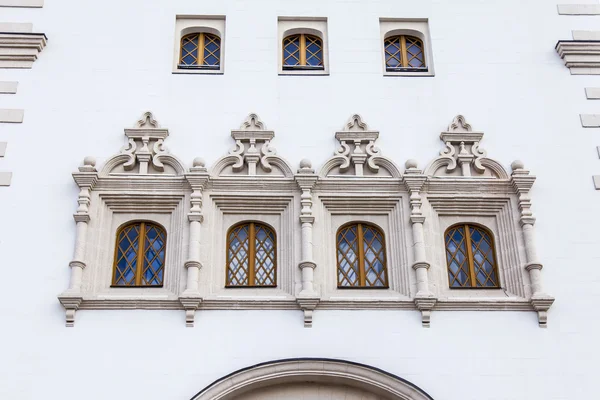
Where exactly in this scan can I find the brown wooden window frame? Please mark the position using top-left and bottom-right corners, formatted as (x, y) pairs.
(444, 223), (500, 289)
(226, 221), (277, 288)
(384, 34), (427, 72)
(178, 32), (221, 70)
(336, 222), (389, 289)
(282, 33), (325, 70)
(111, 221), (166, 288)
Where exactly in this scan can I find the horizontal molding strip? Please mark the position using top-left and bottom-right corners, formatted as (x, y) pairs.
(0, 81), (17, 93)
(558, 4), (600, 15)
(580, 114), (600, 127)
(0, 0), (43, 7)
(585, 87), (600, 98)
(0, 108), (23, 123)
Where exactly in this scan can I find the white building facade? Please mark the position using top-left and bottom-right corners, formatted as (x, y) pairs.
(1, 0), (599, 399)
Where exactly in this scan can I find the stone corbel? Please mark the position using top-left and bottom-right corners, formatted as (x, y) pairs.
(404, 160), (437, 327)
(57, 296), (83, 327)
(179, 157), (210, 326)
(295, 159), (320, 327)
(511, 161), (554, 327)
(228, 113), (277, 176)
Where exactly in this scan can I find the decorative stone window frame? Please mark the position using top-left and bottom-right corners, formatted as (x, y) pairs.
(58, 113), (553, 329)
(278, 17), (329, 76)
(58, 112), (191, 326)
(172, 15), (225, 75)
(380, 18), (434, 77)
(312, 116), (412, 308)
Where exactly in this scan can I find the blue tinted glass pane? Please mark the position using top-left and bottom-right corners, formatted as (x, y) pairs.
(182, 55), (196, 65)
(306, 50), (322, 66)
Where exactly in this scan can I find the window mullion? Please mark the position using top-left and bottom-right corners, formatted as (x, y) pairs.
(135, 222), (146, 286)
(198, 33), (205, 65)
(300, 34), (307, 66)
(464, 225), (477, 287)
(357, 224), (366, 287)
(248, 223), (256, 286)
(400, 36), (408, 68)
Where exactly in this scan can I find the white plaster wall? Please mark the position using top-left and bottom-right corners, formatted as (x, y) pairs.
(0, 0), (598, 399)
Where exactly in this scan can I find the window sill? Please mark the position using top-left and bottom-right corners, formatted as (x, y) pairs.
(172, 70), (224, 75)
(279, 67), (329, 76)
(383, 69), (434, 77)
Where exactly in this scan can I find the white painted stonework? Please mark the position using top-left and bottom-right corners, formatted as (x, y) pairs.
(2, 1), (600, 400)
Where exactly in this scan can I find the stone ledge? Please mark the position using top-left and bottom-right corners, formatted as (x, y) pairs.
(580, 114), (600, 127)
(0, 172), (12, 186)
(0, 108), (23, 123)
(556, 40), (600, 75)
(0, 81), (17, 93)
(0, 0), (42, 7)
(558, 4), (600, 15)
(0, 32), (47, 68)
(585, 87), (600, 99)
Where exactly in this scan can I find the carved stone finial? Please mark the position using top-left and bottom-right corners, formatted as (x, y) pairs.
(511, 160), (525, 171)
(300, 159), (312, 169)
(405, 159), (418, 169)
(83, 156), (96, 167)
(193, 157), (206, 168)
(344, 114), (369, 131)
(136, 111), (159, 128)
(447, 115), (472, 132)
(240, 113), (266, 130)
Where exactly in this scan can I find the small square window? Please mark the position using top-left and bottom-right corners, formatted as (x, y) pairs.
(172, 15), (225, 75)
(278, 17), (329, 76)
(380, 18), (434, 77)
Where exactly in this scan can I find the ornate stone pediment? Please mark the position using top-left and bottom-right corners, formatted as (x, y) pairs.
(211, 113), (293, 178)
(319, 114), (401, 178)
(424, 115), (509, 179)
(100, 112), (185, 176)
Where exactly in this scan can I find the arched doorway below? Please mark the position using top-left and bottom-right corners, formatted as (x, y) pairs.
(191, 358), (434, 400)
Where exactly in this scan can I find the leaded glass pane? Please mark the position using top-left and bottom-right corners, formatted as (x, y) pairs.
(114, 224), (141, 286)
(203, 34), (220, 66)
(180, 34), (199, 66)
(337, 226), (359, 287)
(469, 227), (499, 287)
(227, 225), (250, 286)
(384, 36), (402, 68)
(142, 224), (166, 286)
(445, 226), (471, 287)
(283, 35), (300, 66)
(305, 35), (323, 66)
(254, 224), (276, 286)
(405, 36), (425, 68)
(362, 226), (387, 287)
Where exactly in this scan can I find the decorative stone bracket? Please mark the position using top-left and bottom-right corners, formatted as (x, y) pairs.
(121, 112), (170, 174)
(229, 113), (278, 176)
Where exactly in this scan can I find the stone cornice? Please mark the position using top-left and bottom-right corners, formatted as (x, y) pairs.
(556, 40), (600, 75)
(0, 32), (47, 68)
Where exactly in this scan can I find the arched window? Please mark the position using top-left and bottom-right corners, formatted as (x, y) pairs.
(283, 33), (324, 69)
(384, 35), (426, 71)
(226, 222), (276, 287)
(445, 224), (500, 288)
(112, 221), (166, 287)
(179, 32), (221, 69)
(336, 223), (388, 288)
